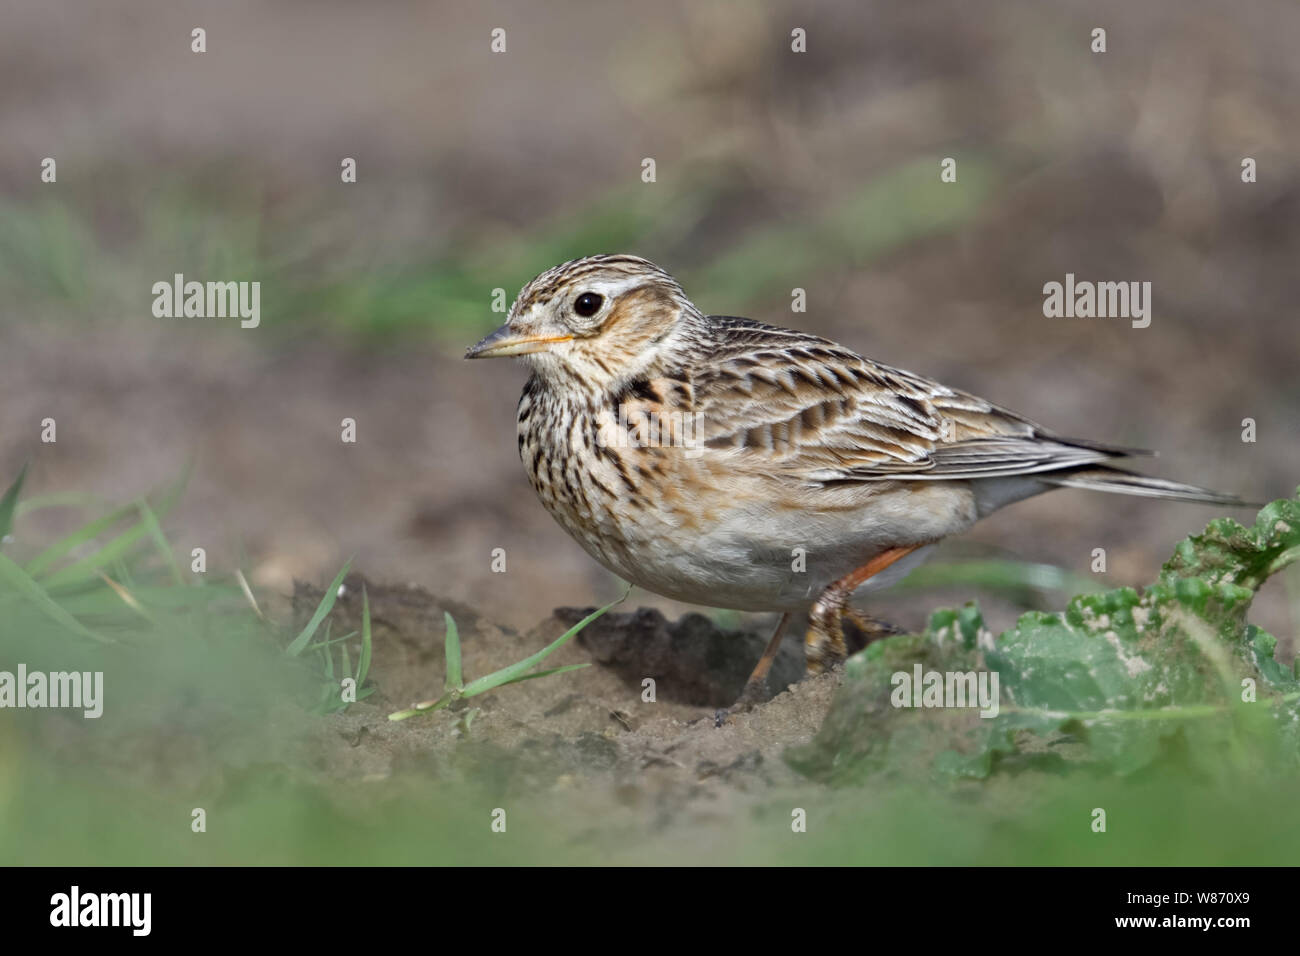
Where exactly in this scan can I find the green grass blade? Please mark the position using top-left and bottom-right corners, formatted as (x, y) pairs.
(137, 499), (184, 586)
(357, 587), (373, 686)
(0, 552), (109, 643)
(40, 504), (154, 590)
(457, 707), (479, 734)
(15, 491), (109, 518)
(25, 500), (136, 578)
(113, 555), (135, 589)
(284, 560), (351, 657)
(95, 570), (156, 624)
(0, 462), (28, 540)
(299, 631), (358, 653)
(390, 591), (628, 720)
(443, 612), (462, 692)
(497, 662), (590, 686)
(47, 584), (238, 615)
(460, 596), (621, 698)
(30, 470), (188, 584)
(316, 680), (338, 712)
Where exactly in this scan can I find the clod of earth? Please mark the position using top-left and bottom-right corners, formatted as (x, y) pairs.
(555, 605), (804, 707)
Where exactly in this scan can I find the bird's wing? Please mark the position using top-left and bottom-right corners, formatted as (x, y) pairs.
(690, 316), (1146, 484)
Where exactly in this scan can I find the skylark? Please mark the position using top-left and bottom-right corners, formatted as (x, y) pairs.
(467, 255), (1248, 704)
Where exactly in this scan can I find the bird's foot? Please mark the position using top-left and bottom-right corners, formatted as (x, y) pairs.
(841, 607), (902, 652)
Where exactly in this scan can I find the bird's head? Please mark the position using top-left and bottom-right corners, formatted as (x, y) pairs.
(465, 255), (700, 390)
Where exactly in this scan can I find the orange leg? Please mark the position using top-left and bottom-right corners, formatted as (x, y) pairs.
(732, 612), (792, 709)
(805, 545), (921, 673)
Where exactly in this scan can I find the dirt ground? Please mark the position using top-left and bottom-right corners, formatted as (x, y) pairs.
(279, 575), (843, 851)
(2, 0), (1297, 842)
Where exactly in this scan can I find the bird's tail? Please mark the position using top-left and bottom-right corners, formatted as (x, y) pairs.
(1042, 466), (1258, 507)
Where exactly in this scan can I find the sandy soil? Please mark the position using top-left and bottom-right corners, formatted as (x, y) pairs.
(277, 575), (839, 848)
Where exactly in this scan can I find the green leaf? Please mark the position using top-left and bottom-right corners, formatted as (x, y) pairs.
(497, 662), (590, 686)
(459, 599), (617, 697)
(298, 631), (358, 653)
(137, 499), (184, 586)
(443, 611), (462, 692)
(790, 490), (1300, 783)
(40, 504), (156, 591)
(356, 587), (373, 686)
(388, 590), (627, 721)
(456, 707), (480, 735)
(25, 499), (138, 579)
(15, 491), (109, 519)
(0, 463), (28, 541)
(285, 561), (351, 657)
(0, 551), (109, 643)
(32, 470), (188, 587)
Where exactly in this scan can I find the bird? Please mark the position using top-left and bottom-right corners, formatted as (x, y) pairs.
(466, 254), (1251, 706)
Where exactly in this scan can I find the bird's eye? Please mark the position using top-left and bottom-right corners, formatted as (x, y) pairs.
(573, 292), (604, 318)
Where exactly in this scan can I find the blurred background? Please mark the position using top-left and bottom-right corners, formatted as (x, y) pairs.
(2, 0), (1296, 639)
(0, 0), (1298, 865)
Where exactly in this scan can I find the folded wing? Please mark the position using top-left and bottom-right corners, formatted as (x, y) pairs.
(692, 316), (1150, 484)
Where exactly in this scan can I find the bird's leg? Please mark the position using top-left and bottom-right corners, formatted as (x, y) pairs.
(805, 545), (921, 673)
(840, 607), (903, 652)
(732, 612), (793, 710)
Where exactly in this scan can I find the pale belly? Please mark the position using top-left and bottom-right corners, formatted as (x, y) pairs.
(556, 477), (980, 612)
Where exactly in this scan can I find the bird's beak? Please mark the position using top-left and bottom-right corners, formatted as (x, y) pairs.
(465, 324), (574, 359)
